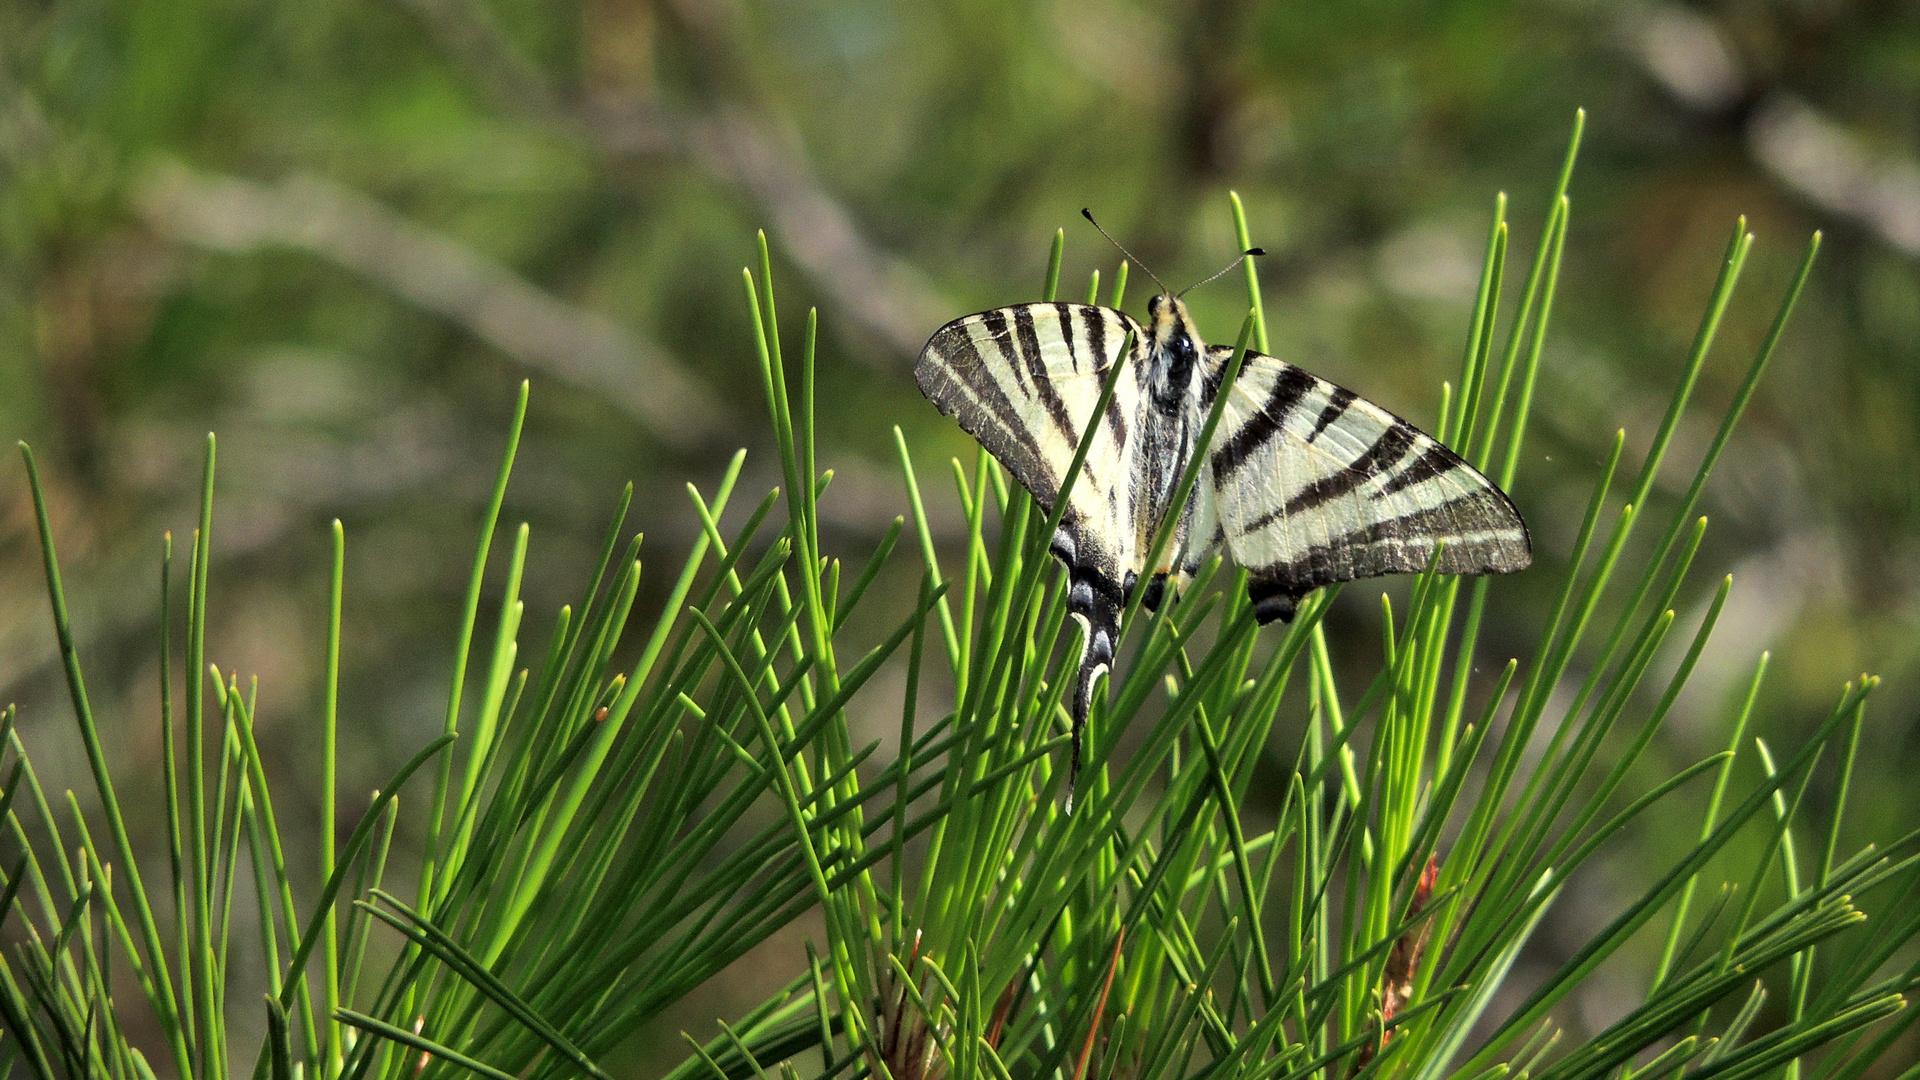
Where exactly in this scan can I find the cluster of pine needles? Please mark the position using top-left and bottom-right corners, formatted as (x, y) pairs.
(2, 114), (1917, 1080)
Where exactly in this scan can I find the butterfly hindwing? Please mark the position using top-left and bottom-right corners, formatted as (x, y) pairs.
(1199, 345), (1532, 623)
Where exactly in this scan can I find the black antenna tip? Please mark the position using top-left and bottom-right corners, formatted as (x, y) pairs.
(1081, 208), (1097, 223)
(1179, 246), (1267, 297)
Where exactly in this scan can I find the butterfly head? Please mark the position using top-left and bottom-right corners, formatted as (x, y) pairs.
(1147, 293), (1205, 392)
(1146, 292), (1201, 340)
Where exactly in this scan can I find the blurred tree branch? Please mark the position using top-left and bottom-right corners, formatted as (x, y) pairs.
(1623, 1), (1920, 258)
(399, 0), (948, 363)
(682, 107), (951, 358)
(1747, 95), (1920, 258)
(134, 161), (728, 448)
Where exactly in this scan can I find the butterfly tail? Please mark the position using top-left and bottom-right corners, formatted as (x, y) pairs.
(1064, 579), (1120, 815)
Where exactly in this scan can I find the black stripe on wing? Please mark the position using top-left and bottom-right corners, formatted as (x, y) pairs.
(1245, 488), (1531, 623)
(1242, 420), (1420, 532)
(916, 320), (1057, 503)
(1012, 307), (1078, 439)
(1378, 440), (1458, 496)
(1305, 388), (1358, 444)
(1195, 345), (1532, 624)
(1212, 363), (1317, 479)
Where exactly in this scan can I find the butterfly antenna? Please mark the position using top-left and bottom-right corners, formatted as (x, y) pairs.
(1082, 208), (1171, 296)
(1178, 247), (1266, 298)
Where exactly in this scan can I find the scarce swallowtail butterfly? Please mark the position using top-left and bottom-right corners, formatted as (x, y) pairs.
(915, 217), (1532, 809)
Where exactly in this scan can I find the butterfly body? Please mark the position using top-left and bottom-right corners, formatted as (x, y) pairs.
(916, 292), (1531, 805)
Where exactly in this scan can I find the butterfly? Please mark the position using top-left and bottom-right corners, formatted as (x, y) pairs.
(915, 224), (1531, 807)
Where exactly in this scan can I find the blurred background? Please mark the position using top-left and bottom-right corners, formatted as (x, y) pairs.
(1, 0), (1918, 1072)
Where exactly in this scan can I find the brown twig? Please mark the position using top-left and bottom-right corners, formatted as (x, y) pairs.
(1072, 930), (1125, 1080)
(1351, 856), (1440, 1076)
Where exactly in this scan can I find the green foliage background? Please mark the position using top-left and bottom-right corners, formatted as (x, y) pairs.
(1, 0), (1918, 1074)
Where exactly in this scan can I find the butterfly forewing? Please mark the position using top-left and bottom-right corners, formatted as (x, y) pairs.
(1201, 346), (1531, 622)
(915, 302), (1149, 587)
